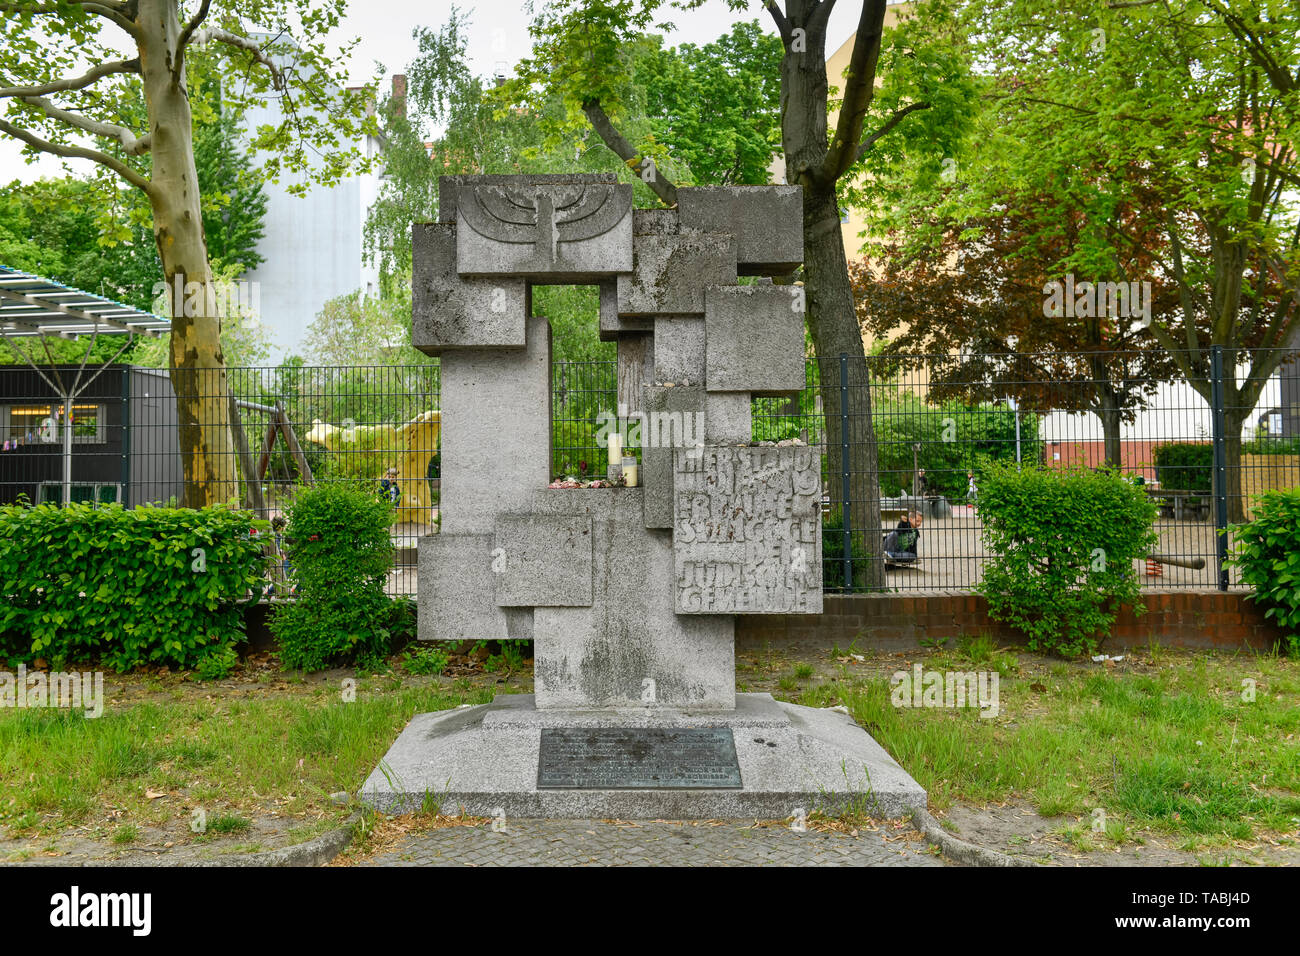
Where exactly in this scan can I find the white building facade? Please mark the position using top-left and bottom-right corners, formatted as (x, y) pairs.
(236, 40), (388, 360)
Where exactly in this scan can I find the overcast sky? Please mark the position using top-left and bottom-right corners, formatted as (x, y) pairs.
(0, 0), (867, 184)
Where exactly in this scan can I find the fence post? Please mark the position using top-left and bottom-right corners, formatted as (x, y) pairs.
(839, 353), (852, 590)
(120, 366), (131, 507)
(1209, 345), (1230, 590)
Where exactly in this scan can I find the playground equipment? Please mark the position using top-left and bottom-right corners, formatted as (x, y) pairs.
(1147, 553), (1207, 571)
(231, 399), (315, 517)
(304, 410), (440, 524)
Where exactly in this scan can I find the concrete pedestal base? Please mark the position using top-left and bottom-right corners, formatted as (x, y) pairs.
(360, 693), (926, 820)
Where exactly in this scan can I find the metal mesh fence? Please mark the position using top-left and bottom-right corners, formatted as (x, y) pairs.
(551, 360), (618, 479)
(3, 348), (1297, 596)
(0, 364), (442, 596)
(751, 348), (1300, 593)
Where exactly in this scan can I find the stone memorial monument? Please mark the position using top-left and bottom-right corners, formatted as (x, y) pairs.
(362, 174), (924, 818)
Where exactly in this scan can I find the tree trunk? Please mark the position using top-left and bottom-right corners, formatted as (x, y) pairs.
(1087, 352), (1123, 470)
(1222, 408), (1246, 524)
(804, 186), (885, 589)
(778, 3), (885, 589)
(137, 0), (237, 508)
(1098, 400), (1122, 470)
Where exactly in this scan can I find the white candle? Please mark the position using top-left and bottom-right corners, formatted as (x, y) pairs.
(622, 456), (638, 487)
(607, 432), (622, 467)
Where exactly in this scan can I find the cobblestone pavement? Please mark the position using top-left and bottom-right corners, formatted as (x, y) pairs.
(358, 819), (946, 867)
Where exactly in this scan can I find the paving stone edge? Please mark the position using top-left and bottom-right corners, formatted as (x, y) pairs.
(911, 809), (1021, 867)
(182, 813), (360, 868)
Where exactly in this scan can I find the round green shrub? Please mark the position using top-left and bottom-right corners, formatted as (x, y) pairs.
(1230, 488), (1300, 654)
(976, 463), (1159, 656)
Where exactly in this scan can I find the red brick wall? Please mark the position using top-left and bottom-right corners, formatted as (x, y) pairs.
(736, 591), (1283, 652)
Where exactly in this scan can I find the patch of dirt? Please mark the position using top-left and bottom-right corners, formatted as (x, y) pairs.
(0, 807), (345, 866)
(937, 800), (1300, 867)
(331, 812), (490, 866)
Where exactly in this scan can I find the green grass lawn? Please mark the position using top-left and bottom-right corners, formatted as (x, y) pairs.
(0, 672), (498, 846)
(0, 643), (1296, 856)
(784, 642), (1300, 847)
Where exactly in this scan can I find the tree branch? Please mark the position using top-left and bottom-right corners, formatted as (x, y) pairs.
(808, 0), (838, 36)
(0, 116), (151, 192)
(0, 1), (136, 34)
(174, 0), (213, 78)
(853, 101), (930, 165)
(193, 27), (288, 90)
(73, 0), (137, 33)
(0, 57), (139, 99)
(0, 2), (62, 13)
(1198, 0), (1296, 98)
(581, 98), (678, 206)
(822, 0), (888, 183)
(17, 94), (150, 154)
(765, 0), (792, 46)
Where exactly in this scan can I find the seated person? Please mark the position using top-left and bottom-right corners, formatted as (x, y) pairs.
(883, 510), (923, 562)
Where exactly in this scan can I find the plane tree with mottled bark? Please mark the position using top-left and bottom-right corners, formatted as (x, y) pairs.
(0, 0), (376, 505)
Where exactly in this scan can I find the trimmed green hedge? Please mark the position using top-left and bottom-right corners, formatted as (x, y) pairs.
(1152, 442), (1213, 492)
(1242, 436), (1300, 456)
(0, 502), (266, 672)
(1230, 488), (1300, 654)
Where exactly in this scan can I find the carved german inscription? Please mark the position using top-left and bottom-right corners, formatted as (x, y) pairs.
(673, 445), (822, 614)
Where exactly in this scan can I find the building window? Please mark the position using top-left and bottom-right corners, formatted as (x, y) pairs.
(1, 403), (107, 444)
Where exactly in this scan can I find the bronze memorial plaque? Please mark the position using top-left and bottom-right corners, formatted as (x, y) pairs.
(537, 727), (742, 789)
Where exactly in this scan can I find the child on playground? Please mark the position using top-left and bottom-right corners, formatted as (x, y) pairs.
(378, 467), (401, 506)
(267, 514), (294, 596)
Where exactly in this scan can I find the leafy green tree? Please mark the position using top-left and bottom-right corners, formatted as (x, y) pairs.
(367, 13), (789, 364)
(302, 287), (431, 367)
(0, 105), (269, 367)
(1, 0), (376, 506)
(364, 11), (567, 289)
(0, 175), (155, 363)
(633, 20), (784, 186)
(853, 174), (1185, 469)
(890, 0), (1300, 521)
(500, 0), (976, 587)
(189, 106), (268, 275)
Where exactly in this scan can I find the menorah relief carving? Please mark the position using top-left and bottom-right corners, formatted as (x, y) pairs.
(447, 176), (634, 278)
